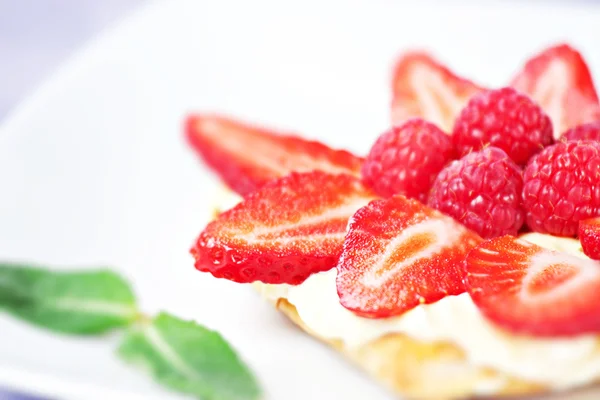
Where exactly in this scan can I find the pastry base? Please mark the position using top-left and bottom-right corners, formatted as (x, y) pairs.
(272, 297), (547, 399)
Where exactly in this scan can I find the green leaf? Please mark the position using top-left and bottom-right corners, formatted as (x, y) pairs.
(0, 262), (138, 334)
(118, 312), (261, 400)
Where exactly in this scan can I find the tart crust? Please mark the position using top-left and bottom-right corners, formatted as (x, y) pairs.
(272, 297), (547, 399)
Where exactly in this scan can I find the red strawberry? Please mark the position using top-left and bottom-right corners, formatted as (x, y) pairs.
(560, 121), (600, 143)
(511, 44), (600, 138)
(191, 171), (376, 285)
(185, 114), (364, 195)
(336, 195), (481, 318)
(452, 87), (554, 165)
(465, 235), (600, 336)
(361, 118), (455, 202)
(579, 217), (600, 260)
(391, 52), (484, 132)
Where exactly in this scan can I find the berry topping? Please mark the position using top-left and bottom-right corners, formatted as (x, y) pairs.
(465, 235), (600, 336)
(428, 147), (525, 239)
(522, 141), (600, 236)
(185, 114), (363, 195)
(361, 119), (455, 201)
(336, 195), (481, 318)
(560, 121), (600, 143)
(452, 87), (554, 165)
(191, 171), (376, 284)
(391, 52), (484, 132)
(511, 44), (600, 137)
(579, 217), (600, 260)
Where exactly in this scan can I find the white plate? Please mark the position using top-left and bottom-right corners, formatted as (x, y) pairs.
(1, 0), (600, 399)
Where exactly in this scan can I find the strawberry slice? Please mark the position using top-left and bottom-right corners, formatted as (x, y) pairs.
(465, 235), (600, 336)
(186, 114), (364, 195)
(390, 52), (484, 132)
(336, 195), (481, 318)
(579, 217), (600, 260)
(191, 171), (377, 284)
(510, 44), (600, 138)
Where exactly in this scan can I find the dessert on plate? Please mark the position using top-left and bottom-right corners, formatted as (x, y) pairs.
(185, 43), (600, 399)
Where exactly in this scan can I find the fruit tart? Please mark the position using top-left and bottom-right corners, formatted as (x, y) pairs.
(185, 43), (600, 399)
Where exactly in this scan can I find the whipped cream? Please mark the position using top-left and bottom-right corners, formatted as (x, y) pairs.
(256, 269), (600, 388)
(214, 190), (600, 388)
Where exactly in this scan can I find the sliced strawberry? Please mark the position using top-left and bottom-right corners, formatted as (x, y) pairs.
(579, 217), (600, 260)
(191, 171), (377, 284)
(465, 235), (600, 336)
(390, 52), (484, 132)
(336, 195), (481, 318)
(185, 114), (364, 195)
(510, 44), (600, 138)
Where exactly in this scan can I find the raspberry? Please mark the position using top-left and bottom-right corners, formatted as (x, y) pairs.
(579, 217), (600, 260)
(560, 121), (600, 142)
(522, 141), (600, 236)
(452, 87), (554, 165)
(362, 119), (454, 201)
(428, 147), (524, 238)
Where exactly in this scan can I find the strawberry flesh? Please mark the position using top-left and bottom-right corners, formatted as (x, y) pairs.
(336, 195), (482, 318)
(391, 52), (484, 132)
(465, 235), (600, 336)
(511, 44), (600, 138)
(191, 171), (377, 284)
(186, 114), (364, 195)
(579, 217), (600, 260)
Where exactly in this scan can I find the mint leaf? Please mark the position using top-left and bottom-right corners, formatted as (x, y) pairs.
(118, 312), (261, 400)
(0, 263), (138, 334)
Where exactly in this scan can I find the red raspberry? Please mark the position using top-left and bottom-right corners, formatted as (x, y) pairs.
(362, 119), (454, 201)
(452, 87), (554, 165)
(522, 141), (600, 236)
(428, 147), (524, 238)
(579, 217), (600, 260)
(560, 121), (600, 142)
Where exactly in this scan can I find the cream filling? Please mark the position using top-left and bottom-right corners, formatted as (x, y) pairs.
(214, 190), (600, 388)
